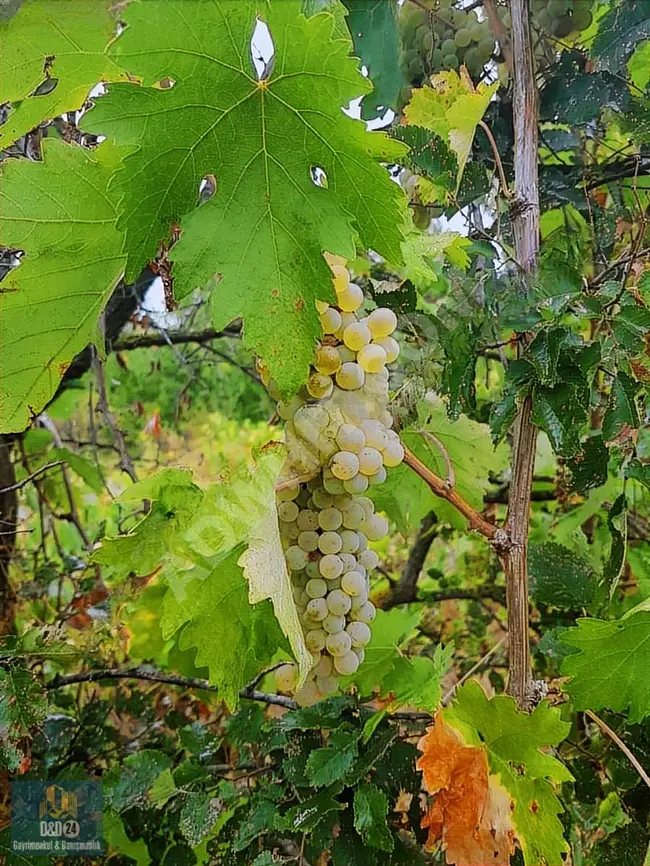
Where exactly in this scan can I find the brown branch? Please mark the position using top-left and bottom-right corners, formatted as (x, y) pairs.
(504, 0), (540, 709)
(586, 711), (650, 791)
(0, 461), (64, 495)
(482, 0), (512, 72)
(478, 120), (512, 199)
(382, 511), (437, 608)
(93, 356), (138, 484)
(403, 445), (502, 542)
(47, 666), (298, 710)
(114, 325), (240, 351)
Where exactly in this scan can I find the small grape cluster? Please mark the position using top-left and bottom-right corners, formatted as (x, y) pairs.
(532, 0), (593, 38)
(398, 0), (497, 86)
(261, 260), (404, 706)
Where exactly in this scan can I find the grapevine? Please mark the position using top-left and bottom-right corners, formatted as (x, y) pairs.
(260, 258), (404, 705)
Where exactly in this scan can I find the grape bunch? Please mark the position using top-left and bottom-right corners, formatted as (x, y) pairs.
(259, 260), (404, 706)
(532, 0), (594, 38)
(398, 0), (497, 87)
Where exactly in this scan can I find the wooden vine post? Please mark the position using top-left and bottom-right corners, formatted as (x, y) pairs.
(503, 0), (540, 709)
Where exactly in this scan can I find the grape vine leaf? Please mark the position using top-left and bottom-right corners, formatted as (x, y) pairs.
(0, 664), (47, 770)
(0, 140), (127, 434)
(84, 0), (408, 396)
(371, 395), (508, 532)
(529, 542), (596, 610)
(342, 0), (403, 120)
(443, 680), (571, 866)
(602, 372), (640, 443)
(306, 727), (361, 787)
(104, 812), (150, 866)
(592, 1), (650, 74)
(562, 611), (650, 723)
(0, 0), (127, 147)
(353, 782), (394, 852)
(404, 70), (498, 192)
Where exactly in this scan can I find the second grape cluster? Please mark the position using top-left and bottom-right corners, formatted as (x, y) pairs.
(262, 259), (404, 705)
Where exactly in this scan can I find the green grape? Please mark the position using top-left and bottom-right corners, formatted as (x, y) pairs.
(297, 509), (319, 531)
(421, 28), (434, 52)
(536, 8), (553, 31)
(330, 450), (360, 480)
(319, 553), (343, 580)
(444, 53), (460, 70)
(305, 629), (326, 652)
(325, 631), (352, 657)
(454, 28), (471, 48)
(552, 14), (573, 36)
(571, 6), (593, 30)
(306, 578), (327, 599)
(323, 613), (346, 634)
(346, 621), (371, 648)
(318, 531), (343, 555)
(340, 529), (361, 553)
(343, 474), (369, 494)
(298, 531), (320, 552)
(547, 0), (568, 15)
(318, 507), (343, 531)
(464, 46), (481, 73)
(478, 36), (495, 60)
(326, 589), (352, 616)
(441, 38), (456, 55)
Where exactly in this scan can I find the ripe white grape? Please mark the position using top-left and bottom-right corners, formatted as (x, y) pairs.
(350, 601), (376, 624)
(334, 650), (360, 675)
(313, 653), (333, 677)
(339, 530), (360, 553)
(358, 447), (383, 476)
(307, 372), (333, 400)
(368, 465), (387, 486)
(338, 345), (356, 364)
(320, 306), (342, 334)
(326, 589), (352, 616)
(281, 522), (300, 543)
(364, 514), (389, 541)
(311, 488), (334, 509)
(343, 474), (369, 494)
(297, 509), (319, 531)
(339, 552), (358, 572)
(357, 343), (387, 373)
(359, 419), (388, 451)
(306, 578), (327, 599)
(277, 395), (304, 421)
(368, 307), (397, 337)
(353, 647), (365, 664)
(364, 372), (389, 398)
(318, 531), (343, 555)
(298, 531), (320, 552)
(305, 628), (326, 652)
(326, 630), (352, 657)
(349, 588), (369, 609)
(330, 451), (360, 480)
(356, 531), (368, 553)
(305, 598), (328, 621)
(276, 483), (300, 502)
(278, 501), (299, 523)
(379, 410), (393, 428)
(316, 675), (338, 695)
(295, 680), (320, 707)
(343, 322), (372, 352)
(374, 335), (400, 363)
(332, 494), (354, 512)
(356, 497), (375, 518)
(358, 549), (379, 571)
(318, 507), (343, 531)
(322, 473), (345, 495)
(336, 424), (366, 454)
(319, 553), (343, 580)
(336, 362), (365, 391)
(323, 613), (346, 634)
(342, 502), (366, 530)
(286, 545), (308, 571)
(341, 570), (367, 597)
(275, 663), (298, 692)
(382, 439), (405, 468)
(337, 282), (364, 312)
(346, 621), (371, 647)
(315, 344), (341, 375)
(331, 263), (350, 294)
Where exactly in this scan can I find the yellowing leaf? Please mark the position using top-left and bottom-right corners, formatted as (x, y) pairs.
(404, 70), (498, 192)
(417, 714), (515, 866)
(0, 0), (127, 147)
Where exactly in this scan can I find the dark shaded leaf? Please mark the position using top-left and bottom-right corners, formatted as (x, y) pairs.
(104, 750), (172, 812)
(532, 381), (589, 458)
(529, 542), (596, 609)
(612, 303), (650, 353)
(602, 494), (627, 595)
(529, 328), (570, 386)
(306, 727), (361, 788)
(567, 435), (610, 494)
(592, 2), (650, 73)
(391, 125), (457, 195)
(602, 373), (640, 443)
(286, 790), (345, 832)
(626, 459), (650, 490)
(353, 782), (394, 852)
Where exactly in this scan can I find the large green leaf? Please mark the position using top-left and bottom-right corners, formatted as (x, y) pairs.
(84, 0), (407, 395)
(562, 611), (650, 723)
(343, 0), (403, 120)
(445, 681), (571, 866)
(371, 395), (509, 532)
(0, 140), (127, 433)
(592, 1), (650, 73)
(0, 0), (126, 147)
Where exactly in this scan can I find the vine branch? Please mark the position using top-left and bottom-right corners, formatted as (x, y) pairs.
(586, 710), (650, 791)
(0, 461), (64, 495)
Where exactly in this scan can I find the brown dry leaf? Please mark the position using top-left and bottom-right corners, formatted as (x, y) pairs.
(417, 714), (515, 866)
(394, 790), (413, 814)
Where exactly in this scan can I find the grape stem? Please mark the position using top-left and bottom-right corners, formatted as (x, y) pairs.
(478, 120), (512, 199)
(402, 445), (503, 543)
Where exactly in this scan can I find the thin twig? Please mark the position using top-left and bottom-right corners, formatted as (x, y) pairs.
(443, 635), (508, 705)
(417, 431), (455, 487)
(478, 120), (512, 199)
(93, 356), (138, 484)
(0, 461), (64, 495)
(586, 710), (650, 791)
(482, 0), (512, 71)
(114, 325), (240, 351)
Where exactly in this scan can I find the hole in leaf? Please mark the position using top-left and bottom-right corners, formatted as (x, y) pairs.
(0, 248), (23, 285)
(311, 166), (328, 189)
(199, 174), (217, 203)
(154, 77), (176, 90)
(0, 102), (10, 126)
(32, 77), (59, 97)
(250, 17), (275, 80)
